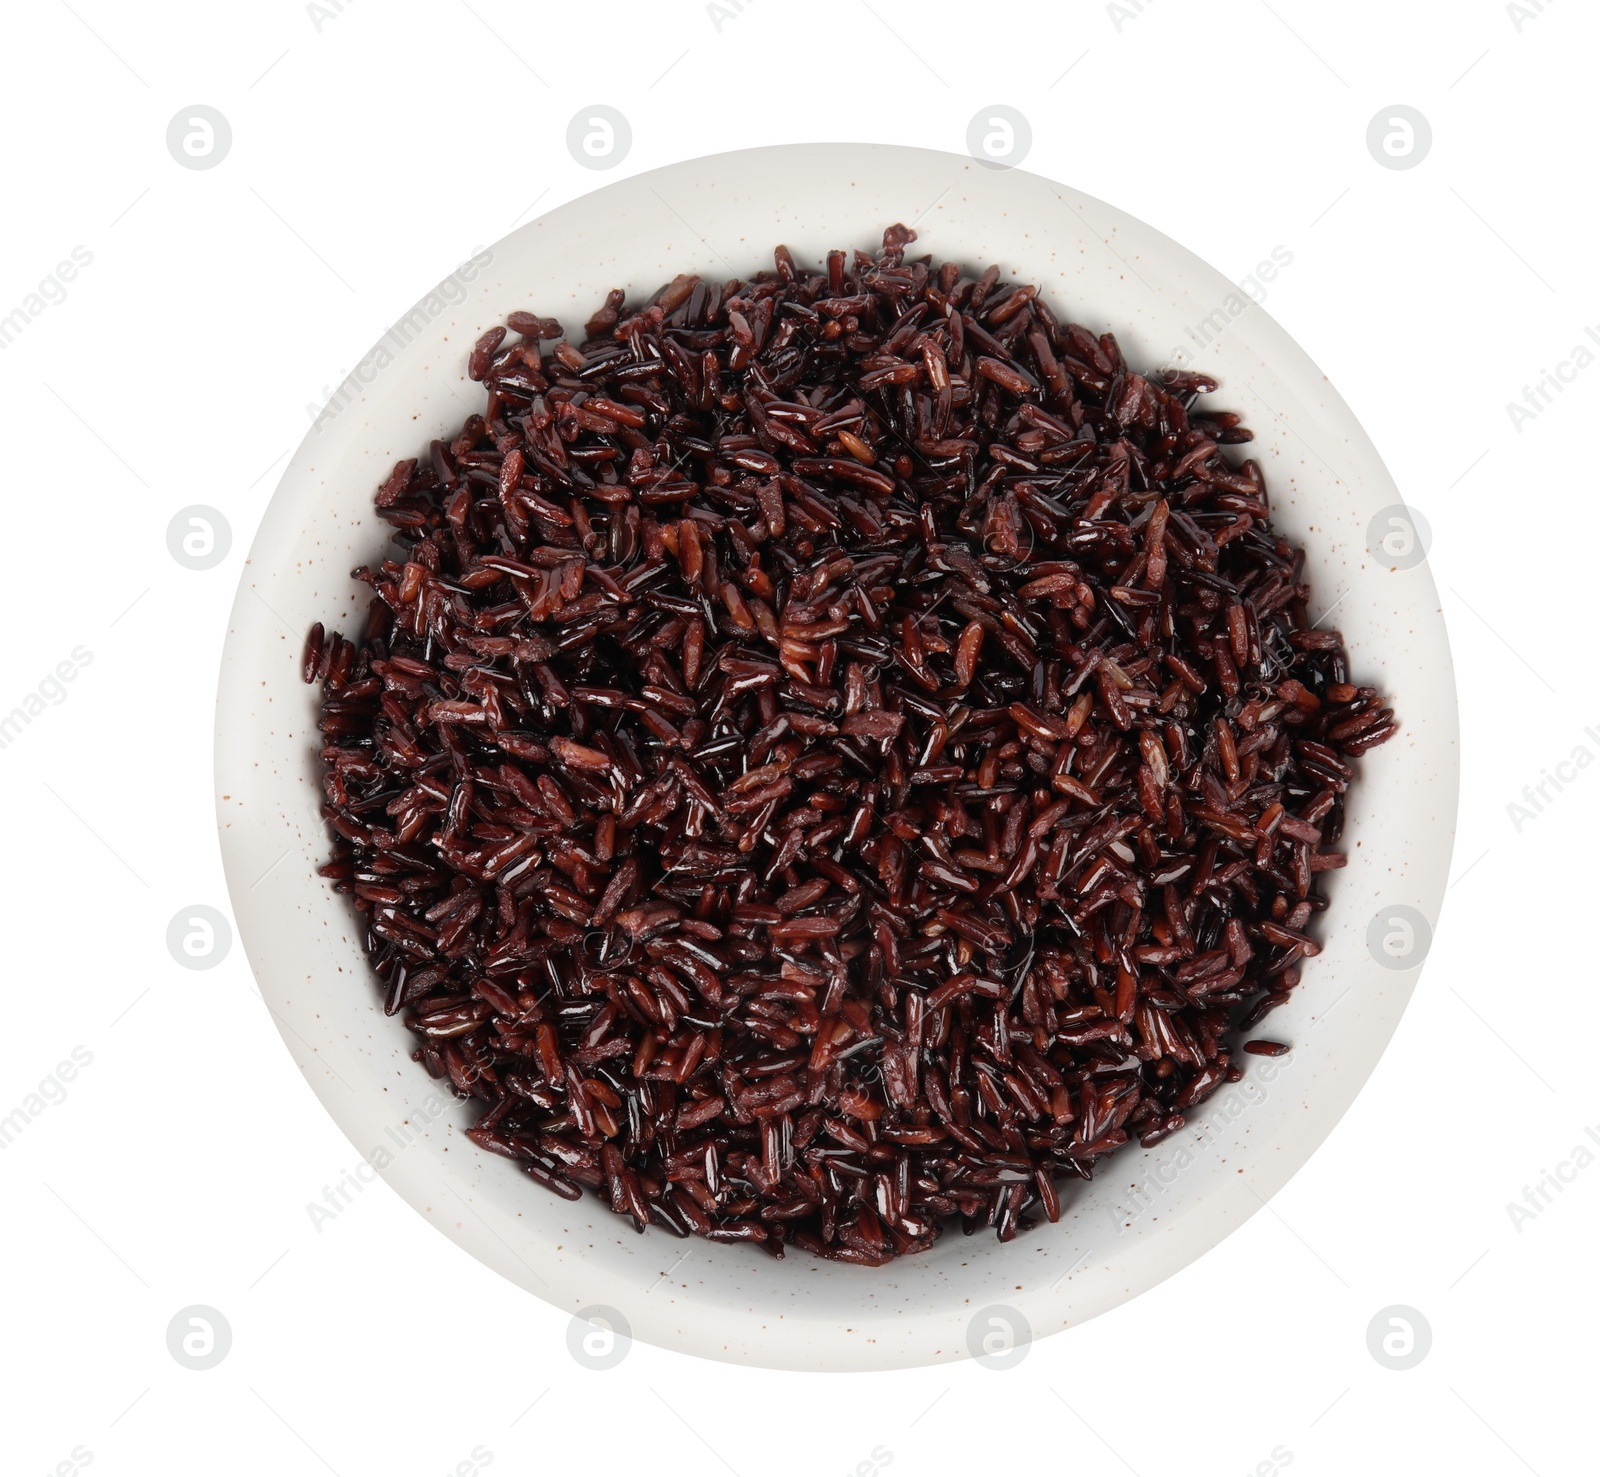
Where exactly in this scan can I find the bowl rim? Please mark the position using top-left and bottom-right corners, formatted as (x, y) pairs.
(216, 140), (1459, 1370)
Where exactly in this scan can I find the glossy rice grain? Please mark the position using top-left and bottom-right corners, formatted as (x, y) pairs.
(304, 227), (1395, 1263)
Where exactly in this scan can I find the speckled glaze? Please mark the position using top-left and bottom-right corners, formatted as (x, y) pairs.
(215, 144), (1458, 1370)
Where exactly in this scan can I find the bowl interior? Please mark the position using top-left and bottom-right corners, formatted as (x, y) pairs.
(216, 143), (1458, 1370)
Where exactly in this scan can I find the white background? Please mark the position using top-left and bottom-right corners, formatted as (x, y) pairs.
(1, 1), (1593, 1472)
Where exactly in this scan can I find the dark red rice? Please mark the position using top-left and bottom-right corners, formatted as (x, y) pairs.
(303, 226), (1394, 1263)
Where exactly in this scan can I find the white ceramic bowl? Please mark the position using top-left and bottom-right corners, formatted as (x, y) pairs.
(215, 143), (1458, 1370)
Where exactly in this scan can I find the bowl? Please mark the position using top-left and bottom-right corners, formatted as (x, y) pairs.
(215, 142), (1458, 1370)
